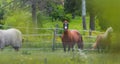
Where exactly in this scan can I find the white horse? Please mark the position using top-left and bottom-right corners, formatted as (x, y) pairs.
(0, 28), (22, 51)
(92, 27), (113, 52)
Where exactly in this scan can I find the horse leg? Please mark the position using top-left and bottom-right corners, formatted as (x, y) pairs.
(77, 42), (83, 50)
(68, 42), (74, 52)
(97, 45), (101, 53)
(105, 43), (110, 52)
(77, 43), (80, 49)
(97, 45), (99, 53)
(71, 43), (74, 51)
(63, 46), (66, 52)
(0, 48), (4, 51)
(68, 45), (70, 51)
(0, 42), (4, 51)
(13, 46), (19, 51)
(62, 43), (66, 52)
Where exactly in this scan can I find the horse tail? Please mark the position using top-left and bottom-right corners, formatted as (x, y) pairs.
(76, 32), (84, 49)
(75, 31), (83, 43)
(81, 36), (83, 43)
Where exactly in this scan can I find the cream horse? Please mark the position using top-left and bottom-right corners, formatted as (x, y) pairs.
(92, 27), (113, 52)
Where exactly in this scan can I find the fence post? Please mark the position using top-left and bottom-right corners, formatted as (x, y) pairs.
(89, 29), (92, 36)
(52, 29), (56, 51)
(26, 21), (29, 42)
(44, 58), (47, 64)
(52, 24), (58, 51)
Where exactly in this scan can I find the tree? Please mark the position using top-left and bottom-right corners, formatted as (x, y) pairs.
(0, 8), (4, 28)
(89, 12), (95, 30)
(87, 0), (96, 30)
(81, 0), (87, 30)
(64, 0), (76, 19)
(0, 8), (4, 20)
(45, 0), (67, 21)
(31, 0), (37, 28)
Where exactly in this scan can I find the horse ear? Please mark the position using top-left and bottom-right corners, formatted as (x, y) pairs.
(62, 20), (68, 23)
(62, 18), (69, 23)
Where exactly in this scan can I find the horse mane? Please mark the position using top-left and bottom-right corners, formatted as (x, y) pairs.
(104, 27), (113, 38)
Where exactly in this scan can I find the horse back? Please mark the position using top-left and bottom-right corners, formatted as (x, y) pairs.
(70, 30), (82, 42)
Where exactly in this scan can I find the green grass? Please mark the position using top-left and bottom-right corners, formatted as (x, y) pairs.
(0, 49), (120, 64)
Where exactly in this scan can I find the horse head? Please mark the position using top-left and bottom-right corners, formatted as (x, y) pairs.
(107, 27), (113, 33)
(63, 20), (69, 31)
(105, 27), (113, 37)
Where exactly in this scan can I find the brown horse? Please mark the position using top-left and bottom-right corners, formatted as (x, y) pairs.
(92, 27), (113, 52)
(61, 20), (83, 52)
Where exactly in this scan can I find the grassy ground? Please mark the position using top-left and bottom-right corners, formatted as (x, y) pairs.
(1, 16), (111, 64)
(0, 49), (120, 64)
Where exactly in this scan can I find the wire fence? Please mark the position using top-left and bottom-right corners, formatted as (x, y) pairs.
(21, 27), (102, 51)
(0, 24), (103, 51)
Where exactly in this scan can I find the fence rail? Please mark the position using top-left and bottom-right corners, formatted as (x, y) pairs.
(0, 24), (103, 51)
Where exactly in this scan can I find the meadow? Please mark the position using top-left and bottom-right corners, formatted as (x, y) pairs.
(1, 0), (120, 63)
(0, 49), (120, 64)
(1, 16), (119, 64)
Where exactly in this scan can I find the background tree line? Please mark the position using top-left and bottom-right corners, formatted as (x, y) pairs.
(0, 0), (111, 31)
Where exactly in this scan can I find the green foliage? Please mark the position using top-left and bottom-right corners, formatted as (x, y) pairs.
(86, 0), (96, 14)
(64, 0), (82, 16)
(0, 8), (4, 20)
(93, 0), (120, 52)
(64, 0), (76, 13)
(97, 16), (110, 30)
(48, 3), (65, 21)
(3, 9), (33, 34)
(46, 1), (72, 22)
(0, 8), (5, 28)
(37, 11), (47, 27)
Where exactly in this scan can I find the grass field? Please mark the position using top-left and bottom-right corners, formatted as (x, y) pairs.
(1, 16), (117, 64)
(0, 49), (120, 64)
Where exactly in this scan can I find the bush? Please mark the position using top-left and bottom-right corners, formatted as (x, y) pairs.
(3, 9), (33, 34)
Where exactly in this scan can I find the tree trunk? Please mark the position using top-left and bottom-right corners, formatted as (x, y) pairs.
(90, 13), (95, 30)
(31, 0), (37, 28)
(82, 0), (87, 30)
(82, 16), (87, 30)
